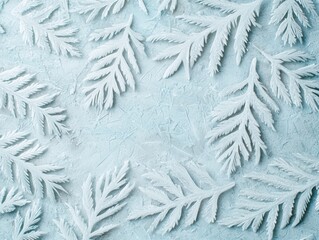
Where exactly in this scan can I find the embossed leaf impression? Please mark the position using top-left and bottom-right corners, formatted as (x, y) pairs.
(220, 154), (319, 240)
(206, 58), (278, 176)
(157, 0), (178, 14)
(269, 0), (317, 46)
(0, 187), (29, 214)
(83, 15), (145, 110)
(128, 161), (235, 234)
(0, 131), (69, 198)
(13, 0), (81, 57)
(0, 67), (69, 136)
(148, 0), (261, 80)
(13, 201), (45, 240)
(0, 0), (9, 34)
(256, 47), (319, 111)
(55, 161), (134, 239)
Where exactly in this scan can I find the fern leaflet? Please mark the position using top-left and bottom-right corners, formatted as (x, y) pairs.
(0, 187), (29, 214)
(220, 154), (319, 240)
(256, 47), (319, 111)
(269, 0), (317, 46)
(128, 161), (235, 234)
(83, 15), (145, 110)
(148, 0), (261, 80)
(206, 58), (278, 176)
(0, 0), (9, 34)
(55, 161), (134, 239)
(0, 130), (69, 199)
(157, 0), (178, 14)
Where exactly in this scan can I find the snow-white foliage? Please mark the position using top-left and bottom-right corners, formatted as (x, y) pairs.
(256, 47), (319, 111)
(206, 58), (279, 176)
(0, 187), (29, 214)
(157, 0), (178, 14)
(0, 0), (9, 34)
(0, 130), (69, 198)
(128, 161), (235, 234)
(83, 15), (145, 110)
(55, 161), (134, 239)
(148, 0), (261, 80)
(269, 0), (317, 46)
(13, 0), (81, 57)
(138, 0), (148, 14)
(220, 154), (319, 240)
(13, 201), (45, 240)
(0, 67), (69, 136)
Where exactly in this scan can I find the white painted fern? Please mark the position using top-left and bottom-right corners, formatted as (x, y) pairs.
(0, 0), (9, 34)
(157, 0), (178, 14)
(55, 161), (134, 239)
(128, 161), (235, 234)
(220, 154), (319, 240)
(83, 15), (145, 110)
(0, 130), (69, 198)
(206, 58), (279, 176)
(148, 0), (261, 80)
(0, 66), (69, 136)
(269, 0), (317, 46)
(13, 201), (45, 240)
(256, 47), (319, 111)
(0, 187), (29, 214)
(13, 0), (81, 57)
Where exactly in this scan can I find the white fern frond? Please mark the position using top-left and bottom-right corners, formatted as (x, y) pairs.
(55, 161), (134, 239)
(0, 187), (29, 214)
(269, 0), (317, 46)
(206, 58), (278, 176)
(0, 67), (69, 136)
(149, 0), (261, 80)
(83, 15), (145, 110)
(0, 130), (69, 199)
(0, 0), (9, 34)
(138, 0), (148, 14)
(220, 154), (319, 240)
(13, 0), (81, 57)
(157, 0), (178, 14)
(12, 201), (46, 240)
(128, 161), (235, 234)
(256, 47), (319, 111)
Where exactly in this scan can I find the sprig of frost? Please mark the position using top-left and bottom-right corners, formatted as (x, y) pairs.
(148, 0), (261, 80)
(269, 0), (317, 46)
(0, 66), (70, 136)
(256, 47), (319, 111)
(206, 58), (278, 176)
(128, 161), (235, 234)
(220, 154), (319, 240)
(0, 130), (69, 199)
(83, 15), (146, 110)
(55, 161), (134, 239)
(13, 0), (81, 57)
(13, 201), (46, 240)
(0, 187), (29, 214)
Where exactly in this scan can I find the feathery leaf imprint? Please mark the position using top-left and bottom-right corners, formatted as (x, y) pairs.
(206, 58), (278, 176)
(0, 187), (29, 214)
(83, 15), (146, 110)
(12, 201), (46, 240)
(128, 161), (235, 234)
(13, 0), (81, 57)
(0, 130), (69, 199)
(157, 0), (178, 14)
(269, 0), (317, 46)
(220, 154), (319, 240)
(0, 67), (70, 136)
(148, 0), (261, 80)
(55, 161), (134, 240)
(0, 0), (9, 34)
(255, 47), (319, 111)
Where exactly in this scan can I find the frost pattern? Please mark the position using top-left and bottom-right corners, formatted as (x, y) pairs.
(13, 0), (81, 57)
(206, 58), (278, 176)
(256, 47), (319, 111)
(148, 0), (261, 80)
(0, 187), (29, 214)
(220, 154), (319, 240)
(83, 15), (146, 110)
(13, 201), (45, 240)
(0, 130), (69, 199)
(0, 66), (69, 136)
(128, 161), (235, 234)
(269, 0), (317, 46)
(55, 161), (134, 239)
